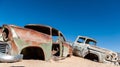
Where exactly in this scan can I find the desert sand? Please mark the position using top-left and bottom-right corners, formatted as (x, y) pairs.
(0, 56), (119, 67)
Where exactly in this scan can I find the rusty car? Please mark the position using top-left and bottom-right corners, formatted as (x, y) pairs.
(2, 24), (72, 61)
(72, 35), (119, 65)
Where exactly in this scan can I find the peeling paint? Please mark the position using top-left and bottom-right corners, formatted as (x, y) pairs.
(1, 24), (72, 61)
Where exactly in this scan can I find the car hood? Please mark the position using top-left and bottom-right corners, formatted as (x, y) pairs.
(88, 45), (115, 55)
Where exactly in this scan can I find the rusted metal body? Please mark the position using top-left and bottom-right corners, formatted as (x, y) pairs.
(118, 53), (120, 65)
(72, 35), (119, 65)
(2, 24), (72, 61)
(0, 27), (23, 62)
(0, 27), (3, 41)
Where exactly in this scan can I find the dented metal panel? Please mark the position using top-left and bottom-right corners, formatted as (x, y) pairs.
(1, 24), (72, 61)
(72, 35), (119, 65)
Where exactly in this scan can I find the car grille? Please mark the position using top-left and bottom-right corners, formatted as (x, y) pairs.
(0, 42), (8, 53)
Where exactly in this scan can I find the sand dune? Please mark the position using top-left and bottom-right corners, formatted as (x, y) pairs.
(0, 56), (119, 67)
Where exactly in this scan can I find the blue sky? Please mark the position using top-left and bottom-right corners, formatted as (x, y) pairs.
(0, 0), (120, 52)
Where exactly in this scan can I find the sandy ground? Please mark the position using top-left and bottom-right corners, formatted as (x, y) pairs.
(0, 56), (119, 67)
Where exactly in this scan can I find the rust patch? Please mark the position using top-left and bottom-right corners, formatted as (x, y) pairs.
(10, 40), (19, 54)
(13, 27), (51, 44)
(63, 43), (73, 55)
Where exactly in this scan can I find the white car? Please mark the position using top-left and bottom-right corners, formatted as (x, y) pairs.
(72, 35), (119, 65)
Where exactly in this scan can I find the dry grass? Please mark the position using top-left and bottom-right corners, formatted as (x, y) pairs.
(0, 56), (119, 67)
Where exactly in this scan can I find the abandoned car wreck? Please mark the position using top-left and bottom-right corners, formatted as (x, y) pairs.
(72, 35), (119, 65)
(1, 24), (72, 61)
(0, 24), (119, 65)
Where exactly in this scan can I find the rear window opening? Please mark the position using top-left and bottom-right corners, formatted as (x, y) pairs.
(24, 25), (50, 35)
